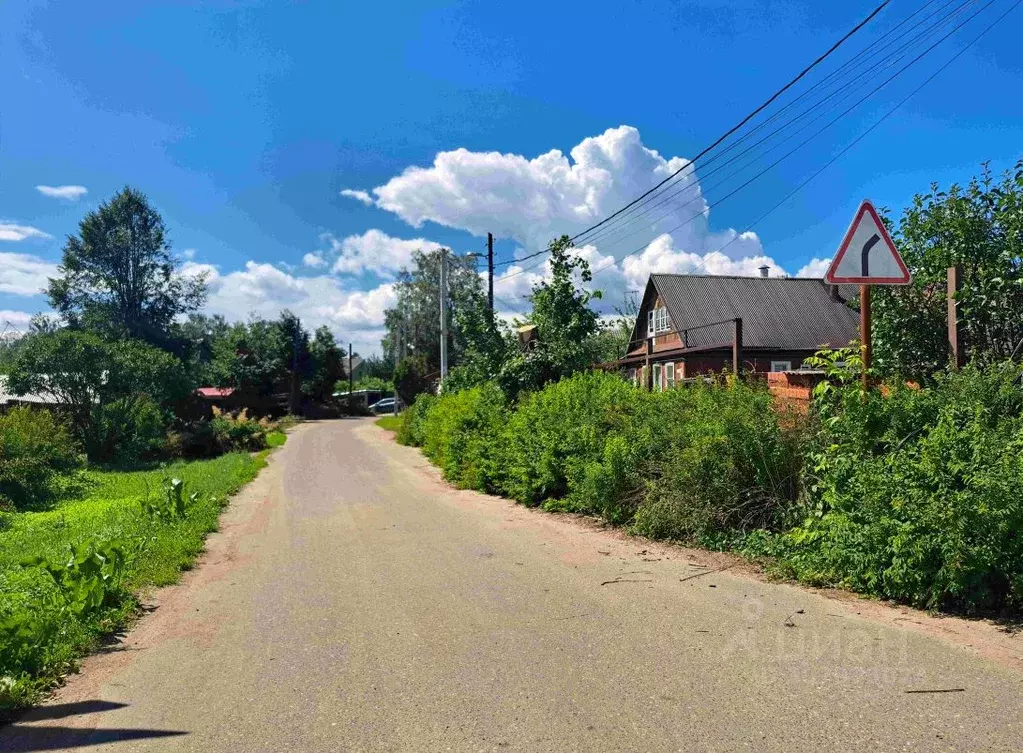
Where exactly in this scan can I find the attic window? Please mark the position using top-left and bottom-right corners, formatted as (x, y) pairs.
(647, 306), (670, 337)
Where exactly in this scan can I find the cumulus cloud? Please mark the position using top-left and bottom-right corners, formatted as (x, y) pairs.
(796, 257), (832, 278)
(303, 252), (326, 268)
(36, 185), (88, 200)
(0, 252), (59, 295)
(324, 229), (443, 276)
(0, 310), (37, 332)
(340, 189), (374, 206)
(0, 223), (51, 242)
(191, 259), (395, 355)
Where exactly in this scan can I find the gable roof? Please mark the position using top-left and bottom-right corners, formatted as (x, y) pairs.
(638, 274), (859, 351)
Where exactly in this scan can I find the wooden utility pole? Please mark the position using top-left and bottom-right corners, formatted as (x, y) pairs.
(348, 343), (354, 413)
(487, 232), (494, 314)
(860, 284), (872, 391)
(732, 318), (743, 377)
(947, 266), (964, 368)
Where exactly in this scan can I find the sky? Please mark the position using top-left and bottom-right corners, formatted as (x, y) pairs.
(1, 0), (1021, 354)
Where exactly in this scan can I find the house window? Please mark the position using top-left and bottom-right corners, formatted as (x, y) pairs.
(770, 360), (792, 373)
(665, 362), (675, 389)
(647, 306), (670, 337)
(627, 368), (637, 386)
(652, 363), (662, 392)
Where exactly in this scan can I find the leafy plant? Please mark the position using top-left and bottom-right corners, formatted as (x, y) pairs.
(0, 407), (82, 511)
(22, 538), (128, 616)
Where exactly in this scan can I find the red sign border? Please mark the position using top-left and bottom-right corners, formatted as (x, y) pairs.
(825, 200), (911, 285)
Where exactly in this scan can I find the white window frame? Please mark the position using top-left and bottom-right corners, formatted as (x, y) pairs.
(652, 363), (662, 392)
(648, 306), (670, 337)
(665, 362), (675, 389)
(627, 367), (637, 386)
(647, 310), (655, 337)
(770, 360), (792, 373)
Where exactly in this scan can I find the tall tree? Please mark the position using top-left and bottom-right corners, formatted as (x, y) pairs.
(873, 160), (1023, 379)
(305, 326), (346, 403)
(381, 248), (484, 369)
(47, 187), (207, 345)
(497, 235), (603, 396)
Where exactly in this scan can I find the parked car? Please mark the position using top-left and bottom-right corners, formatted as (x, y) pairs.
(368, 397), (396, 414)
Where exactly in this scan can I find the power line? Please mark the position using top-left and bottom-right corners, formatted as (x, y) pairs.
(701, 0), (1021, 271)
(566, 1), (892, 245)
(491, 1), (891, 272)
(586, 0), (1017, 281)
(577, 0), (976, 251)
(576, 0), (979, 253)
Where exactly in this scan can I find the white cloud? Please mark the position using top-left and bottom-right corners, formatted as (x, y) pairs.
(181, 248), (197, 260)
(325, 228), (443, 276)
(620, 234), (785, 288)
(0, 223), (51, 242)
(0, 310), (37, 332)
(303, 252), (326, 268)
(0, 252), (59, 295)
(36, 185), (88, 200)
(796, 257), (832, 278)
(340, 189), (374, 206)
(196, 259), (396, 355)
(370, 125), (712, 252)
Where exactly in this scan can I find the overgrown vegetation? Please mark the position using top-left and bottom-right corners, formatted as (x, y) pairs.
(0, 451), (267, 714)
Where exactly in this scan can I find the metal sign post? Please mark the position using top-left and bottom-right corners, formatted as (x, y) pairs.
(825, 200), (911, 390)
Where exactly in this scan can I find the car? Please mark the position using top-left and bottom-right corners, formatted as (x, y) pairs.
(368, 397), (396, 414)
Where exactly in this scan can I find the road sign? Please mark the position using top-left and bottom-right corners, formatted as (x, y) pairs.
(825, 200), (910, 285)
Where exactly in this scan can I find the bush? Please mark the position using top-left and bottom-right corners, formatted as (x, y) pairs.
(396, 393), (437, 447)
(420, 384), (506, 492)
(90, 395), (167, 462)
(208, 408), (272, 452)
(499, 371), (641, 514)
(0, 408), (82, 511)
(782, 361), (1023, 613)
(631, 382), (801, 544)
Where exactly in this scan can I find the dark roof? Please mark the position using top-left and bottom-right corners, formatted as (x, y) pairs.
(649, 274), (859, 350)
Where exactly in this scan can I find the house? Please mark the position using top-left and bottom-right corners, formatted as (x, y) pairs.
(0, 375), (60, 410)
(614, 272), (860, 389)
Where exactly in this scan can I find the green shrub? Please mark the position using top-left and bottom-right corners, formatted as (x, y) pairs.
(783, 361), (1023, 612)
(396, 393), (437, 447)
(90, 395), (167, 462)
(420, 384), (506, 492)
(499, 371), (641, 511)
(209, 408), (269, 452)
(631, 381), (801, 544)
(0, 408), (82, 511)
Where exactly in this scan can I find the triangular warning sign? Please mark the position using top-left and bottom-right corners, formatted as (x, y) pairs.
(825, 200), (910, 285)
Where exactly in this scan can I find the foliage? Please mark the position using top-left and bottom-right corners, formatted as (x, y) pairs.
(6, 330), (186, 461)
(46, 187), (207, 346)
(304, 326), (346, 403)
(394, 353), (431, 406)
(352, 376), (392, 392)
(382, 248), (484, 370)
(208, 408), (275, 452)
(497, 236), (604, 398)
(872, 160), (1023, 380)
(396, 393), (437, 447)
(374, 415), (402, 432)
(0, 408), (83, 512)
(782, 357), (1023, 612)
(0, 452), (266, 713)
(419, 383), (507, 492)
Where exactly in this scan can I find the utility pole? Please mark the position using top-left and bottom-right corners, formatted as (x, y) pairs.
(348, 342), (354, 414)
(860, 284), (872, 392)
(439, 248), (448, 384)
(487, 232), (494, 314)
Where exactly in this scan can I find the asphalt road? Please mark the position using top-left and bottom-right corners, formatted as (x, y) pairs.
(4, 419), (1023, 752)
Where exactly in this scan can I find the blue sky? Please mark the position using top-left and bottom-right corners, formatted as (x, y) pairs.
(2, 0), (1021, 352)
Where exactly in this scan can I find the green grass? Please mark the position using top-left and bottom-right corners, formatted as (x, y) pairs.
(0, 451), (269, 715)
(375, 415), (402, 432)
(266, 430), (287, 448)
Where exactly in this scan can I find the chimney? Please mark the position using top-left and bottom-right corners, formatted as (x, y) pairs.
(758, 265), (770, 278)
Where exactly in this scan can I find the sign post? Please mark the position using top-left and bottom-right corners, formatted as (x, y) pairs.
(825, 200), (911, 390)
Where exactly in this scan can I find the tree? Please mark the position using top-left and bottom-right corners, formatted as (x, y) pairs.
(47, 187), (207, 345)
(497, 236), (603, 397)
(872, 160), (1023, 380)
(305, 326), (346, 403)
(6, 330), (187, 460)
(381, 248), (484, 369)
(394, 353), (431, 406)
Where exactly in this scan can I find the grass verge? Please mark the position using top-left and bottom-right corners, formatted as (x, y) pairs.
(375, 415), (402, 432)
(0, 451), (269, 717)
